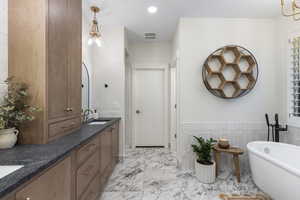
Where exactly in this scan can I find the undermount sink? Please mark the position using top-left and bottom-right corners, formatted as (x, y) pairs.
(0, 165), (23, 179)
(88, 121), (108, 125)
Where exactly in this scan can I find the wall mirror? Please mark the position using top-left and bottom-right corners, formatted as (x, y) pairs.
(82, 62), (90, 111)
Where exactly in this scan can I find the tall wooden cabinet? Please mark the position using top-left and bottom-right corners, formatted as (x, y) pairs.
(8, 0), (82, 144)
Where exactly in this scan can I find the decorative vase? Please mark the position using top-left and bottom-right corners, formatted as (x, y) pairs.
(0, 128), (19, 149)
(195, 160), (216, 183)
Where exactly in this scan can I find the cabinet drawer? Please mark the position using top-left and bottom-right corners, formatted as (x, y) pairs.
(77, 137), (99, 166)
(79, 175), (100, 200)
(16, 157), (72, 200)
(48, 117), (81, 141)
(77, 150), (100, 198)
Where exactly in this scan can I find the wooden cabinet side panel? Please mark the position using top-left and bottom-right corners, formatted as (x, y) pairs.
(8, 0), (47, 144)
(100, 130), (112, 175)
(98, 134), (103, 192)
(16, 157), (72, 200)
(67, 0), (82, 117)
(70, 152), (77, 200)
(113, 123), (120, 165)
(47, 0), (69, 120)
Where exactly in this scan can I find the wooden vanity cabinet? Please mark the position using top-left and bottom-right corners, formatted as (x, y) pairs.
(8, 0), (82, 144)
(0, 122), (120, 200)
(15, 156), (72, 200)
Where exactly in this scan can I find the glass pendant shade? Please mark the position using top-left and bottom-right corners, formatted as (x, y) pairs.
(88, 37), (102, 47)
(88, 6), (102, 47)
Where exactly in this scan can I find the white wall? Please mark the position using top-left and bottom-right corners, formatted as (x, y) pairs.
(175, 18), (282, 170)
(130, 41), (172, 66)
(91, 25), (126, 157)
(91, 25), (125, 117)
(0, 0), (7, 100)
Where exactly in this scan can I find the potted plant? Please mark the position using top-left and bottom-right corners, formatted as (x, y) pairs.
(0, 78), (40, 149)
(191, 136), (217, 183)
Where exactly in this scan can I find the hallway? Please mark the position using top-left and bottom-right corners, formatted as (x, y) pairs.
(100, 148), (260, 200)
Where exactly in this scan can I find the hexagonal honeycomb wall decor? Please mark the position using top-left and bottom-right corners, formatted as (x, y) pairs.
(202, 45), (258, 99)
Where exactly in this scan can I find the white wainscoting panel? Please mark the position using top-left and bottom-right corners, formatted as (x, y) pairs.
(179, 122), (267, 174)
(283, 125), (300, 146)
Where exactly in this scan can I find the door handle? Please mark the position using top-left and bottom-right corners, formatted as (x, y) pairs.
(136, 110), (141, 114)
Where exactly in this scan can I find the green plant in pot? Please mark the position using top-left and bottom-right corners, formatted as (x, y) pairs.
(191, 136), (217, 183)
(0, 78), (40, 149)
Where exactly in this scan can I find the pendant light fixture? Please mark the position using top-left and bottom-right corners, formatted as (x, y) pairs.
(281, 0), (300, 21)
(88, 6), (102, 47)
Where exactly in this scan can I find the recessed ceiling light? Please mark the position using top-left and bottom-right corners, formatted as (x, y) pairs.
(148, 6), (158, 14)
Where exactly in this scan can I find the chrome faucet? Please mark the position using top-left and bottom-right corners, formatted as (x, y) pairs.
(82, 109), (94, 123)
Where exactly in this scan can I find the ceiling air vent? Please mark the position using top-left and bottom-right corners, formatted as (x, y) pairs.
(144, 33), (156, 40)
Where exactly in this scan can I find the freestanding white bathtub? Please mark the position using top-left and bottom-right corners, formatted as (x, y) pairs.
(247, 141), (300, 200)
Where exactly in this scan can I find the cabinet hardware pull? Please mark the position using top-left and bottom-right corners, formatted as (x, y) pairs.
(64, 107), (74, 112)
(70, 122), (76, 127)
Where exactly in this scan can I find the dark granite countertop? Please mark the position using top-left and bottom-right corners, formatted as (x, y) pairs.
(0, 117), (121, 198)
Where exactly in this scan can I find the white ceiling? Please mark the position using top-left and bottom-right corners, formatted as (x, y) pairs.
(85, 0), (281, 42)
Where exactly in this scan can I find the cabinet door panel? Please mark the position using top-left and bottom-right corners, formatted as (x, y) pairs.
(68, 0), (82, 116)
(48, 0), (69, 119)
(79, 175), (100, 200)
(77, 151), (100, 198)
(77, 137), (99, 166)
(100, 130), (112, 175)
(16, 157), (72, 200)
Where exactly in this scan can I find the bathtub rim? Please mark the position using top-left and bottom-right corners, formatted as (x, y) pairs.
(247, 141), (300, 178)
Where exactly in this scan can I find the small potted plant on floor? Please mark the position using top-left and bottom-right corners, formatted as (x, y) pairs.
(191, 136), (217, 183)
(0, 78), (40, 149)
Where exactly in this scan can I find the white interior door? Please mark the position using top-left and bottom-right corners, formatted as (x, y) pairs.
(133, 68), (167, 147)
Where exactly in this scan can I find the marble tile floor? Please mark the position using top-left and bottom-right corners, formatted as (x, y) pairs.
(100, 148), (262, 200)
